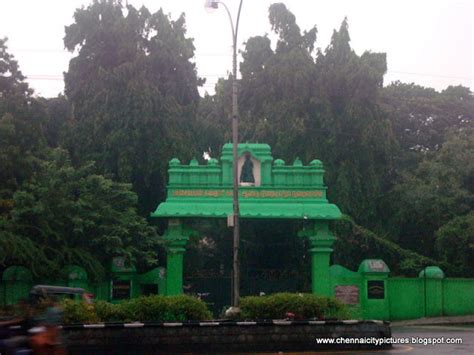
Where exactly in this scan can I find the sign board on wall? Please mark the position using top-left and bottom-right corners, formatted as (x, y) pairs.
(112, 280), (131, 300)
(335, 285), (360, 305)
(367, 280), (385, 299)
(368, 260), (388, 272)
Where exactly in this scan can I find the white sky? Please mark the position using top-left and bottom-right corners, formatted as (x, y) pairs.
(0, 0), (472, 97)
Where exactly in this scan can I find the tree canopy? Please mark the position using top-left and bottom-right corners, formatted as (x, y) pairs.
(1, 1), (473, 282)
(1, 149), (160, 278)
(63, 0), (203, 214)
(201, 5), (395, 227)
(0, 36), (159, 278)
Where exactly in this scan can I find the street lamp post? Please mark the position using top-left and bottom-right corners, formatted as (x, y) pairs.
(205, 0), (244, 309)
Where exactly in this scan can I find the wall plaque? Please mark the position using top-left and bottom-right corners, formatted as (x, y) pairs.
(368, 260), (387, 272)
(335, 285), (359, 305)
(367, 280), (385, 299)
(112, 280), (131, 300)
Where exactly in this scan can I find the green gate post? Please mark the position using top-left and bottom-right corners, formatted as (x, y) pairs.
(359, 259), (390, 320)
(164, 220), (196, 296)
(419, 266), (444, 317)
(299, 221), (335, 296)
(166, 250), (185, 296)
(110, 256), (137, 302)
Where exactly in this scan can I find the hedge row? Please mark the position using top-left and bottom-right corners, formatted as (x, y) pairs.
(61, 295), (212, 324)
(240, 293), (350, 320)
(61, 293), (350, 324)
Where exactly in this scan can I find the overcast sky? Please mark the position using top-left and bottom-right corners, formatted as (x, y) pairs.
(0, 0), (472, 97)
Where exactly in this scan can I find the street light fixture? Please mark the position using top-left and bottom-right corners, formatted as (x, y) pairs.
(205, 0), (244, 310)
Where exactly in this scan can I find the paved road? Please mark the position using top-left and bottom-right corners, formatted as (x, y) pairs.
(236, 325), (474, 355)
(385, 325), (474, 354)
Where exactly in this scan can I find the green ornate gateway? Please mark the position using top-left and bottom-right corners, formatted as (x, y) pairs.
(4, 143), (474, 320)
(152, 143), (342, 296)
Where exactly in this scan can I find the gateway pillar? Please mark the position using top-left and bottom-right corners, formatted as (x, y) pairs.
(299, 221), (335, 296)
(164, 220), (195, 295)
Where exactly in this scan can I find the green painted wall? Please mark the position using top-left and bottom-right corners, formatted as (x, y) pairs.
(425, 279), (443, 317)
(0, 264), (166, 306)
(331, 263), (474, 321)
(3, 260), (474, 322)
(1, 266), (33, 306)
(443, 279), (474, 316)
(388, 279), (424, 320)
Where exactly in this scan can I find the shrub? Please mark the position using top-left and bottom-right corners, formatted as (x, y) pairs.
(61, 295), (212, 324)
(94, 300), (125, 322)
(163, 295), (213, 322)
(61, 298), (99, 324)
(120, 295), (212, 322)
(240, 293), (349, 320)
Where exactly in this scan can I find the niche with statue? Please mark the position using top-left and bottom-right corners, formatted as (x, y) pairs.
(238, 151), (261, 187)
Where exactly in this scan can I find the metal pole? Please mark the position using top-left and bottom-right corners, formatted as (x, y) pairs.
(231, 0), (243, 308)
(210, 0), (243, 309)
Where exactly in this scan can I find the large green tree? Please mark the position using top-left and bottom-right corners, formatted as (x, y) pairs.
(193, 4), (401, 283)
(1, 149), (159, 278)
(3, 1), (473, 281)
(382, 82), (473, 155)
(388, 130), (474, 258)
(200, 5), (395, 227)
(435, 212), (474, 277)
(64, 0), (203, 214)
(313, 18), (394, 226)
(0, 38), (48, 213)
(1, 36), (160, 278)
(192, 5), (474, 279)
(38, 95), (71, 148)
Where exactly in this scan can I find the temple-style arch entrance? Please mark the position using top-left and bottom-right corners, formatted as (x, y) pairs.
(151, 143), (341, 297)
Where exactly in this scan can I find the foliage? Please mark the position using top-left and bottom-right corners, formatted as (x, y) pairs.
(1, 0), (474, 284)
(387, 130), (474, 257)
(193, 6), (473, 278)
(333, 216), (450, 276)
(435, 212), (474, 277)
(314, 19), (394, 226)
(119, 294), (212, 322)
(61, 298), (99, 324)
(61, 295), (212, 324)
(1, 38), (161, 278)
(94, 300), (126, 322)
(240, 293), (349, 320)
(38, 95), (70, 148)
(0, 37), (33, 114)
(0, 40), (62, 275)
(0, 149), (160, 278)
(201, 5), (395, 228)
(0, 39), (48, 204)
(63, 0), (203, 214)
(382, 82), (473, 154)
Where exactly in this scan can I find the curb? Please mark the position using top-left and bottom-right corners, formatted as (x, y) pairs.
(392, 315), (474, 327)
(60, 319), (390, 330)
